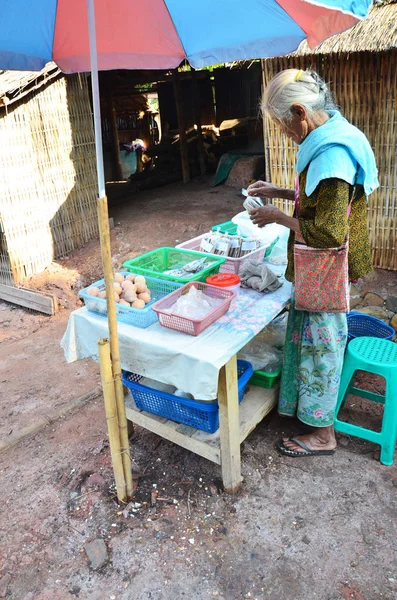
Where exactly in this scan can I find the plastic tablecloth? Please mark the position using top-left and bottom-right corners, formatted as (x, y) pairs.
(61, 279), (291, 400)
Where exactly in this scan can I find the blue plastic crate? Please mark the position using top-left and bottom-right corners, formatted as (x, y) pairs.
(347, 312), (395, 342)
(79, 273), (182, 329)
(122, 360), (254, 433)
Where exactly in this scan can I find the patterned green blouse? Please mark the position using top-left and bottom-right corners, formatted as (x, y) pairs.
(285, 168), (373, 283)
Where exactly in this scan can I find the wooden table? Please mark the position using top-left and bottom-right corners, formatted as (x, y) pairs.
(62, 280), (290, 493)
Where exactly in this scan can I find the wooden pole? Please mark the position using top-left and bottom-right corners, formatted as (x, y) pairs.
(191, 68), (206, 176)
(172, 69), (190, 184)
(106, 90), (123, 181)
(218, 355), (241, 493)
(98, 338), (127, 504)
(97, 196), (134, 499)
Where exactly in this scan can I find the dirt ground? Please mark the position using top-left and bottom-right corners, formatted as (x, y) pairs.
(1, 177), (397, 600)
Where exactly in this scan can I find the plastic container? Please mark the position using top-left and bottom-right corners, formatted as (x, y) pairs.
(249, 367), (282, 389)
(211, 220), (240, 236)
(206, 273), (241, 297)
(176, 234), (268, 275)
(78, 273), (182, 328)
(122, 360), (254, 433)
(347, 312), (395, 342)
(152, 281), (235, 336)
(123, 247), (225, 284)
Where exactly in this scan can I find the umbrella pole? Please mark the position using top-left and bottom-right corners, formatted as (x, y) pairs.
(87, 0), (133, 499)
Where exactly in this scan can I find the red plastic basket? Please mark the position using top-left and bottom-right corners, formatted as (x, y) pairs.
(152, 281), (235, 336)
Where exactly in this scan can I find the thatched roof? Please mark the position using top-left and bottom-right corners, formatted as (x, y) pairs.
(0, 62), (61, 108)
(293, 0), (397, 56)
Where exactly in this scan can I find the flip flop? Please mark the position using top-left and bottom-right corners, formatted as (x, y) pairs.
(277, 436), (336, 457)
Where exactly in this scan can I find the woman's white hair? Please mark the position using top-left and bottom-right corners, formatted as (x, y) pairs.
(262, 69), (337, 123)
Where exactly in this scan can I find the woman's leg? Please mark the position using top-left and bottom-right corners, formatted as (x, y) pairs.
(278, 294), (305, 418)
(282, 310), (348, 454)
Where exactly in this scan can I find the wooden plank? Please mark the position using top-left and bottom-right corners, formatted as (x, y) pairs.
(0, 283), (57, 315)
(218, 355), (241, 494)
(239, 385), (278, 443)
(125, 402), (220, 464)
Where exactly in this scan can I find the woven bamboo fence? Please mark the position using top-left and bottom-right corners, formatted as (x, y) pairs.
(261, 49), (397, 270)
(0, 73), (98, 285)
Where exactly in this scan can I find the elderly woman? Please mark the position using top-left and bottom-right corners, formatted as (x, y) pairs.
(247, 69), (378, 457)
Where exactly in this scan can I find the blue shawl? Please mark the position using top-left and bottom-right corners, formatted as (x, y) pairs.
(296, 110), (379, 197)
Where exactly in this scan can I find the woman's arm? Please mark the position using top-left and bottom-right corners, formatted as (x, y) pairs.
(247, 180), (295, 201)
(249, 205), (301, 233)
(249, 178), (351, 245)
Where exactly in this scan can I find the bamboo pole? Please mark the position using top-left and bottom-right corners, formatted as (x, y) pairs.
(97, 196), (134, 499)
(86, 0), (133, 498)
(98, 338), (127, 504)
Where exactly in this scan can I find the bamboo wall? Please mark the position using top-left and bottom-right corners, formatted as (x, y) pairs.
(261, 50), (397, 270)
(0, 74), (98, 285)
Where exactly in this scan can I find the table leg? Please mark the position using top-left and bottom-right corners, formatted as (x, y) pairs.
(218, 354), (241, 493)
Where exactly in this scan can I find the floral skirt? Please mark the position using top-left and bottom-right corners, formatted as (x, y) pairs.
(278, 292), (348, 427)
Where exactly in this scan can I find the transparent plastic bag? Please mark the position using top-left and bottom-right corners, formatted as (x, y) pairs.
(238, 342), (283, 372)
(256, 311), (288, 349)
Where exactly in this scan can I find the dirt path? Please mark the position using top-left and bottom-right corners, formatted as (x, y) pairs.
(1, 178), (397, 599)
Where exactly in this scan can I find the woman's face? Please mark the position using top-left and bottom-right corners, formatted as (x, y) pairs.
(274, 105), (329, 144)
(275, 105), (310, 144)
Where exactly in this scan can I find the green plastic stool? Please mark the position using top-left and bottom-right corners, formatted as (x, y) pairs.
(334, 336), (397, 466)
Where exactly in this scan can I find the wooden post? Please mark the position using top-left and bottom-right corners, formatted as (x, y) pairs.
(98, 338), (127, 503)
(191, 68), (206, 176)
(218, 355), (242, 493)
(97, 196), (134, 499)
(106, 90), (123, 181)
(173, 69), (190, 184)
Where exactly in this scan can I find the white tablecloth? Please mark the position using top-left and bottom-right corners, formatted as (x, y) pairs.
(61, 279), (291, 400)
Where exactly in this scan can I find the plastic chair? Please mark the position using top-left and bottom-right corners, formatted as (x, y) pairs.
(334, 336), (397, 466)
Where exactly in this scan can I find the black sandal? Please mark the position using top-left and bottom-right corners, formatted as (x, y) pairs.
(277, 436), (336, 457)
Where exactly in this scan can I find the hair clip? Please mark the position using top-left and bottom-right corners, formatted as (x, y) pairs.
(294, 69), (304, 82)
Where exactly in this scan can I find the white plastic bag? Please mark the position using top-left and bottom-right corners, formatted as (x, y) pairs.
(232, 211), (281, 244)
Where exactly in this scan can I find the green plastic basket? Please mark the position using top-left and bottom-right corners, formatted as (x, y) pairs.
(211, 220), (239, 235)
(123, 247), (226, 284)
(249, 367), (282, 389)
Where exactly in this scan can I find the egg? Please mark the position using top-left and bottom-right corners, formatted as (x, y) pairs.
(136, 283), (148, 294)
(113, 282), (123, 295)
(135, 275), (146, 287)
(138, 292), (151, 304)
(121, 279), (133, 290)
(132, 299), (145, 309)
(98, 290), (107, 299)
(114, 292), (120, 302)
(125, 274), (136, 282)
(114, 273), (124, 284)
(86, 287), (99, 296)
(123, 290), (137, 303)
(118, 298), (130, 306)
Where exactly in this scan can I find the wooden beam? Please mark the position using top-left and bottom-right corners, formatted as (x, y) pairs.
(0, 284), (58, 315)
(106, 90), (123, 181)
(191, 68), (206, 176)
(172, 69), (190, 184)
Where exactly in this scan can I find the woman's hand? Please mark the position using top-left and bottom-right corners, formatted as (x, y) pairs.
(247, 180), (279, 199)
(249, 205), (284, 227)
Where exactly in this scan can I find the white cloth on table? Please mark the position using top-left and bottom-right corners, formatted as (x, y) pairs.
(61, 282), (291, 401)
